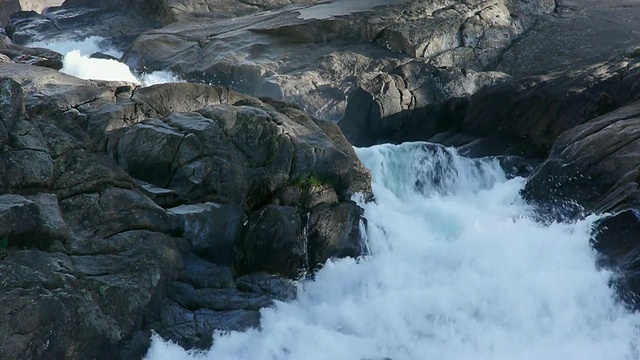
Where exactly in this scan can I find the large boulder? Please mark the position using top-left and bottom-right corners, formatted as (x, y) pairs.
(363, 47), (640, 159)
(0, 0), (63, 27)
(591, 209), (640, 310)
(119, 0), (552, 120)
(523, 99), (640, 217)
(0, 71), (373, 356)
(81, 83), (372, 278)
(339, 62), (509, 147)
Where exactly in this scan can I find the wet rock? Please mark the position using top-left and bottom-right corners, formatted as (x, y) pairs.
(179, 252), (235, 289)
(306, 201), (364, 270)
(0, 194), (40, 246)
(592, 210), (640, 309)
(169, 281), (274, 311)
(158, 299), (260, 350)
(339, 63), (507, 147)
(0, 67), (372, 356)
(0, 1), (64, 27)
(236, 271), (297, 301)
(0, 42), (63, 70)
(523, 99), (640, 217)
(238, 205), (305, 278)
(7, 2), (159, 50)
(169, 203), (245, 265)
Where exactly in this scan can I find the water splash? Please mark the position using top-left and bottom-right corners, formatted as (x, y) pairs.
(143, 141), (640, 359)
(28, 37), (183, 86)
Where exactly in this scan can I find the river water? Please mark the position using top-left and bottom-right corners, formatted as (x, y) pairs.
(32, 36), (640, 360)
(144, 142), (640, 360)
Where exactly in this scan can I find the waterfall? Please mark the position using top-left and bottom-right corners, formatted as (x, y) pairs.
(145, 142), (640, 360)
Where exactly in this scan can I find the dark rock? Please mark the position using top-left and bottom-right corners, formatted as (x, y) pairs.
(169, 281), (274, 311)
(301, 184), (339, 209)
(497, 0), (640, 78)
(59, 187), (182, 239)
(136, 179), (181, 208)
(591, 210), (640, 309)
(90, 52), (120, 61)
(179, 252), (235, 289)
(523, 100), (640, 217)
(272, 185), (303, 207)
(169, 202), (245, 265)
(338, 63), (507, 147)
(8, 3), (159, 51)
(26, 192), (69, 244)
(157, 299), (260, 350)
(237, 205), (305, 278)
(0, 194), (40, 245)
(0, 42), (63, 70)
(235, 272), (297, 302)
(493, 156), (539, 179)
(306, 201), (364, 271)
(0, 70), (372, 356)
(0, 231), (182, 359)
(461, 53), (640, 159)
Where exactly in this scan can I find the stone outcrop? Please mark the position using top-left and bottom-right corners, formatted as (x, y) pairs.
(6, 0), (557, 123)
(7, 0), (640, 357)
(0, 63), (371, 357)
(0, 0), (63, 27)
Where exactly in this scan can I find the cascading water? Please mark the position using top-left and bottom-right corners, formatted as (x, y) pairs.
(144, 141), (640, 360)
(28, 36), (182, 85)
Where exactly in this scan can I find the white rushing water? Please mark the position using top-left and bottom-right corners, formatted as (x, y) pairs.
(145, 142), (640, 360)
(29, 36), (182, 86)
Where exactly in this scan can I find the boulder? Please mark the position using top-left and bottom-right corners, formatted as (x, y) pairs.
(339, 62), (508, 147)
(0, 65), (373, 356)
(0, 0), (64, 27)
(0, 41), (63, 70)
(591, 210), (640, 309)
(306, 201), (364, 271)
(523, 99), (640, 217)
(237, 205), (305, 278)
(7, 2), (159, 50)
(119, 0), (551, 120)
(169, 203), (245, 265)
(0, 231), (182, 359)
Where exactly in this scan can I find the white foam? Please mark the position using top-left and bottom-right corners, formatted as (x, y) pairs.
(61, 50), (140, 83)
(144, 141), (640, 360)
(29, 37), (183, 86)
(139, 71), (184, 86)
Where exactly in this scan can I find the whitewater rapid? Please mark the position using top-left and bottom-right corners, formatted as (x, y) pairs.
(29, 36), (181, 85)
(144, 142), (640, 360)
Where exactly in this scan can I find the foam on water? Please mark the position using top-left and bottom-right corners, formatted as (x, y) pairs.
(29, 37), (182, 86)
(144, 141), (640, 360)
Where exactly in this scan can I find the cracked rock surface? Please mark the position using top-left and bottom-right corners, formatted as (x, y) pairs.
(0, 63), (371, 357)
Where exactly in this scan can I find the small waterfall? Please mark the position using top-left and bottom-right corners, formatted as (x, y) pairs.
(145, 144), (640, 360)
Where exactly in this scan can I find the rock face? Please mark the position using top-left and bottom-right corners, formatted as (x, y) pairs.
(0, 0), (63, 27)
(591, 210), (640, 310)
(7, 0), (640, 356)
(6, 0), (557, 124)
(523, 99), (640, 217)
(0, 65), (371, 357)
